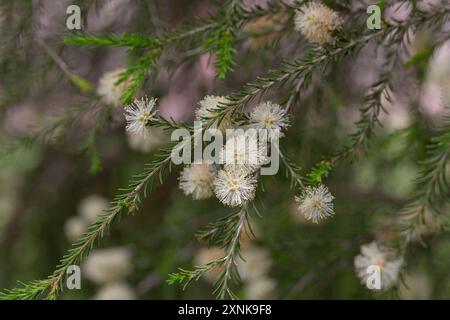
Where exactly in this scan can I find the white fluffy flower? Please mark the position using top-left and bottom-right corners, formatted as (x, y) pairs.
(97, 68), (130, 107)
(64, 216), (86, 241)
(295, 184), (335, 224)
(219, 132), (267, 174)
(249, 101), (289, 137)
(94, 282), (136, 300)
(244, 277), (276, 300)
(196, 95), (233, 130)
(83, 247), (133, 284)
(214, 169), (257, 207)
(78, 195), (109, 224)
(294, 1), (343, 45)
(237, 246), (272, 281)
(179, 163), (217, 200)
(196, 95), (228, 119)
(124, 97), (157, 139)
(354, 241), (404, 290)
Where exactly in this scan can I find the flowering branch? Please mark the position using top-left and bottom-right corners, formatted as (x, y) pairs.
(169, 205), (251, 299)
(2, 1), (450, 301)
(306, 6), (450, 182)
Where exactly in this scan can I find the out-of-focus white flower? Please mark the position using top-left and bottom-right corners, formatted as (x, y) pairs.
(94, 282), (136, 300)
(294, 1), (342, 45)
(196, 95), (228, 119)
(64, 216), (86, 241)
(195, 95), (233, 130)
(214, 169), (257, 207)
(399, 271), (432, 300)
(193, 247), (225, 284)
(244, 277), (276, 300)
(78, 195), (109, 224)
(127, 127), (166, 153)
(243, 12), (291, 51)
(354, 241), (404, 290)
(179, 163), (217, 200)
(83, 247), (133, 284)
(295, 185), (335, 224)
(124, 97), (157, 139)
(97, 68), (130, 107)
(384, 104), (411, 130)
(421, 42), (450, 118)
(238, 246), (272, 281)
(219, 132), (267, 174)
(425, 42), (450, 83)
(249, 101), (289, 137)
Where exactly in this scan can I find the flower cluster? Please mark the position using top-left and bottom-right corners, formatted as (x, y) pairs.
(120, 94), (334, 216)
(121, 93), (336, 296)
(179, 99), (290, 207)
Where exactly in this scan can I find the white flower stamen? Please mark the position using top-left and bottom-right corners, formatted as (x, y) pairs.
(295, 184), (335, 223)
(219, 132), (267, 174)
(249, 101), (289, 138)
(214, 169), (257, 207)
(124, 97), (157, 139)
